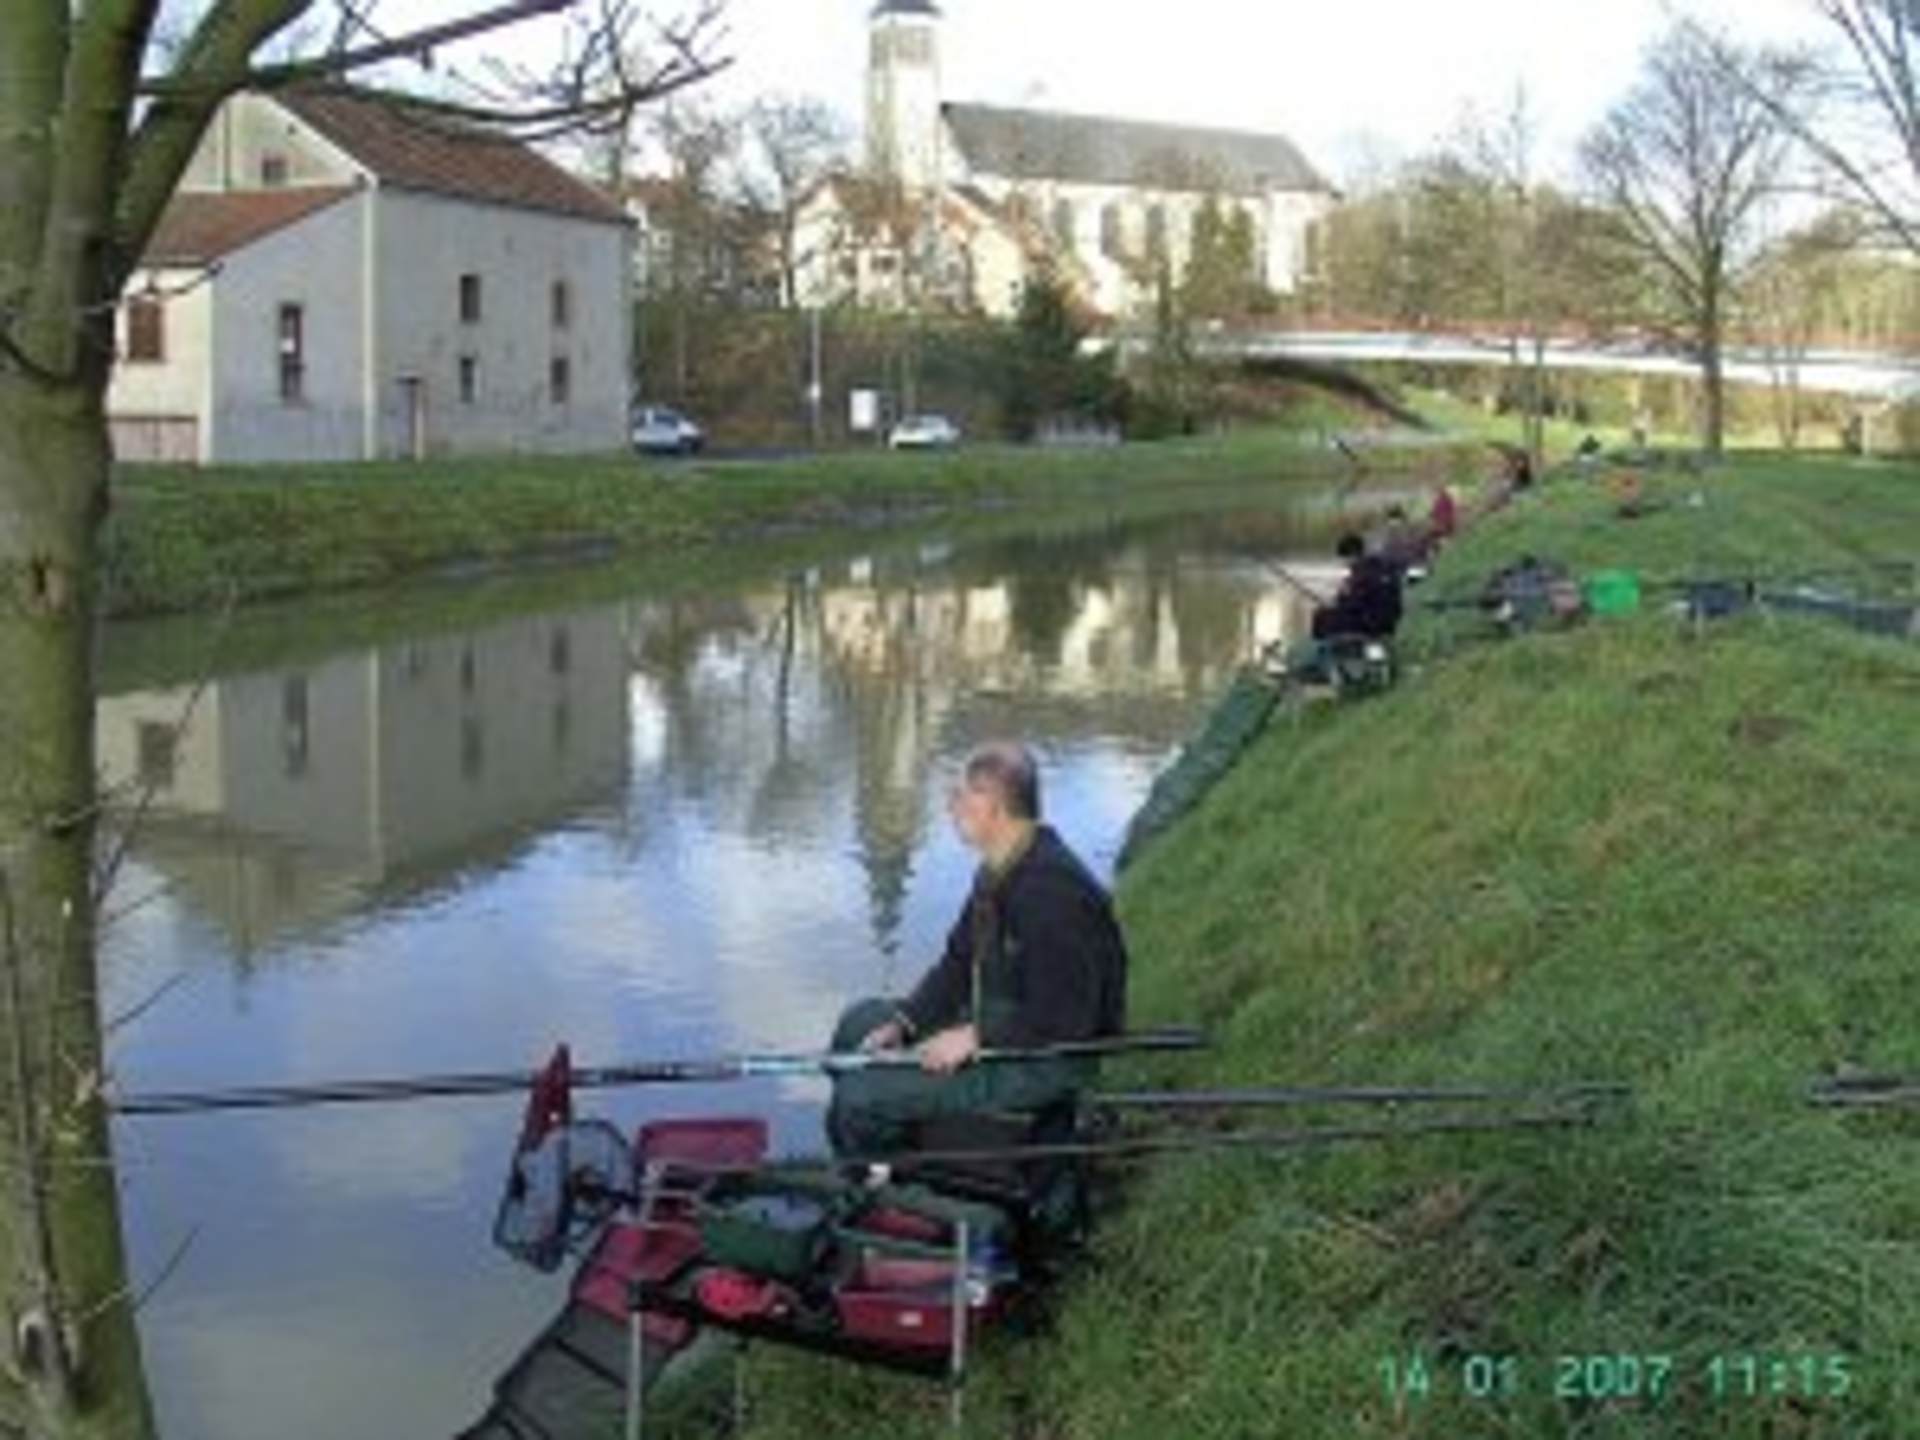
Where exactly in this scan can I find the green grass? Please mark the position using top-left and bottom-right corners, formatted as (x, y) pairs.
(101, 424), (1476, 619)
(651, 453), (1920, 1439)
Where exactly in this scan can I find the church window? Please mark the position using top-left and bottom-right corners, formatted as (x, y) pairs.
(1052, 199), (1075, 249)
(1100, 203), (1124, 260)
(1146, 205), (1168, 259)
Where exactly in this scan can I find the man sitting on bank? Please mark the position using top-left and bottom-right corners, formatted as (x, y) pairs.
(826, 742), (1129, 1158)
(1312, 532), (1404, 641)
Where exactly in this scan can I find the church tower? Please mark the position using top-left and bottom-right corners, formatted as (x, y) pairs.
(867, 0), (944, 192)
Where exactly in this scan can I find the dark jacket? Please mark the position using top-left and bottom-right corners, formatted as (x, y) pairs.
(899, 825), (1128, 1049)
(1325, 554), (1404, 639)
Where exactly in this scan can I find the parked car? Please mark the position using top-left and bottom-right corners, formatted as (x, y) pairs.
(888, 414), (961, 450)
(632, 406), (705, 455)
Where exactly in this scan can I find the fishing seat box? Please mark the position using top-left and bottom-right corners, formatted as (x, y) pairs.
(831, 1251), (998, 1352)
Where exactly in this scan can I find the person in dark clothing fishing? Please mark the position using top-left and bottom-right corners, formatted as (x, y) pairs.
(1311, 532), (1404, 641)
(826, 742), (1129, 1157)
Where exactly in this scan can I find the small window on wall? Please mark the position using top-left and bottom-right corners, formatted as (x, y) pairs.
(277, 303), (305, 403)
(125, 296), (165, 363)
(136, 722), (177, 791)
(551, 280), (571, 329)
(458, 355), (478, 404)
(549, 355), (571, 405)
(260, 153), (289, 187)
(1146, 205), (1168, 258)
(459, 273), (482, 323)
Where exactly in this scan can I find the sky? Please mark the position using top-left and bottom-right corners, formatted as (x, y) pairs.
(416, 0), (1838, 187)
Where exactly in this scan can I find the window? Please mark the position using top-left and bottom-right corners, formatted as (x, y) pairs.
(1052, 198), (1075, 248)
(125, 296), (164, 363)
(549, 355), (571, 406)
(1100, 203), (1124, 261)
(1146, 205), (1168, 259)
(277, 303), (304, 403)
(551, 279), (571, 329)
(458, 355), (478, 405)
(549, 626), (571, 676)
(458, 272), (482, 323)
(260, 153), (289, 187)
(136, 722), (176, 791)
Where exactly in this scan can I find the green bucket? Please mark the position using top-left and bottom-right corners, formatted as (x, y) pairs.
(1586, 569), (1642, 617)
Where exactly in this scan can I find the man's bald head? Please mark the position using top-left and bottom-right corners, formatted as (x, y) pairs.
(963, 742), (1041, 821)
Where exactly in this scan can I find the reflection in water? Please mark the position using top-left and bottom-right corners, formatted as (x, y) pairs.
(97, 609), (630, 952)
(97, 506), (1332, 1440)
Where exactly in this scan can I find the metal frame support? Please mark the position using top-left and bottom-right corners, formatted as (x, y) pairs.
(625, 1162), (661, 1440)
(948, 1219), (970, 1433)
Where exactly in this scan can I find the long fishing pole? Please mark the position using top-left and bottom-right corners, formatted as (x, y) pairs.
(596, 1109), (1603, 1183)
(1265, 559), (1335, 608)
(1091, 1081), (1630, 1110)
(1806, 1074), (1920, 1108)
(109, 1029), (1209, 1118)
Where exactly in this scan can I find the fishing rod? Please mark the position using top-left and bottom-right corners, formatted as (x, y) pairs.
(1264, 559), (1337, 608)
(1091, 1081), (1630, 1111)
(108, 1029), (1208, 1118)
(1806, 1074), (1920, 1109)
(592, 1109), (1605, 1184)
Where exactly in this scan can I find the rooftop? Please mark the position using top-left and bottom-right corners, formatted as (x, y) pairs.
(277, 87), (627, 225)
(943, 102), (1330, 195)
(144, 186), (357, 264)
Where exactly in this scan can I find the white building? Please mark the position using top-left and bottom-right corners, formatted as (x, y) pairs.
(107, 88), (632, 465)
(794, 0), (1337, 319)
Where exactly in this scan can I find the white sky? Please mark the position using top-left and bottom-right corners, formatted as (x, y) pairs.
(409, 0), (1836, 185)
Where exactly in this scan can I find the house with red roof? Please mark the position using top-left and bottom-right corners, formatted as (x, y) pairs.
(107, 88), (632, 464)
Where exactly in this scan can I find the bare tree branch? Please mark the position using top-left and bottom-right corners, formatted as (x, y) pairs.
(1705, 4), (1920, 257)
(0, 0), (68, 312)
(1580, 23), (1805, 451)
(114, 0), (315, 293)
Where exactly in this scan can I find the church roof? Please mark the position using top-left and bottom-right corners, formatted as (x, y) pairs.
(942, 102), (1329, 195)
(872, 0), (941, 15)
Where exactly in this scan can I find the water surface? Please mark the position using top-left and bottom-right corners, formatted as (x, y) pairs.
(100, 499), (1347, 1438)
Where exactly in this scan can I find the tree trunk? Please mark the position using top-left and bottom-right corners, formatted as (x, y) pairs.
(1699, 286), (1726, 457)
(1527, 332), (1548, 476)
(0, 371), (153, 1440)
(1700, 341), (1726, 457)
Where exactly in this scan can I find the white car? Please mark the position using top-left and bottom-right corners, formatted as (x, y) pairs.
(888, 414), (961, 450)
(632, 406), (705, 455)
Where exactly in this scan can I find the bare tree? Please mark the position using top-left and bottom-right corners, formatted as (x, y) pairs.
(1706, 3), (1920, 256)
(1456, 87), (1641, 470)
(0, 5), (726, 1436)
(638, 101), (749, 402)
(738, 97), (850, 309)
(1581, 24), (1805, 454)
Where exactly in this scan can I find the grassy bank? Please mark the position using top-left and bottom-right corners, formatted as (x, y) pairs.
(102, 424), (1475, 619)
(674, 454), (1920, 1438)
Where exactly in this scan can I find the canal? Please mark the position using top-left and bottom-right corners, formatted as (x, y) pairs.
(97, 492), (1352, 1438)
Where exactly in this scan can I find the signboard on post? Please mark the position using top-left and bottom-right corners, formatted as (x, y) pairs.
(850, 389), (879, 435)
